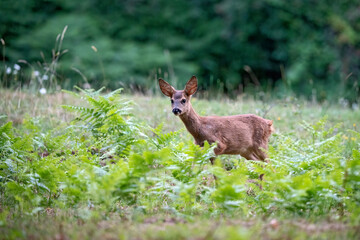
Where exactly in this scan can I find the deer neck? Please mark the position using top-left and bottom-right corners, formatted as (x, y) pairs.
(179, 103), (202, 138)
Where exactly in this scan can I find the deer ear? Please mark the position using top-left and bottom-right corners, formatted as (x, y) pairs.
(159, 78), (175, 97)
(184, 76), (197, 96)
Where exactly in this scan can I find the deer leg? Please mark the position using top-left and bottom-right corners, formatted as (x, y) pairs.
(209, 142), (226, 181)
(210, 142), (225, 165)
(247, 152), (267, 190)
(254, 146), (269, 162)
(246, 153), (260, 161)
(214, 142), (225, 155)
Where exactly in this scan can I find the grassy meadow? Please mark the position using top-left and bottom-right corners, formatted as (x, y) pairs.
(0, 87), (359, 239)
(1, 1), (360, 238)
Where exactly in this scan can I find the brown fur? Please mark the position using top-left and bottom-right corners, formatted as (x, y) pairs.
(159, 76), (274, 161)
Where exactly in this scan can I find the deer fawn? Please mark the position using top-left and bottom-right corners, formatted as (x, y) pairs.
(159, 76), (274, 163)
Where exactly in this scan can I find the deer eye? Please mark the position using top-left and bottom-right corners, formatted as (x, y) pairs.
(171, 99), (174, 104)
(181, 99), (186, 104)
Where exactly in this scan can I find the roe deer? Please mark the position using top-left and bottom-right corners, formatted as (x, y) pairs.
(159, 76), (274, 163)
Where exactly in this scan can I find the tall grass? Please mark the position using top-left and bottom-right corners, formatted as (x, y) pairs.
(1, 89), (359, 209)
(1, 87), (359, 239)
(1, 26), (71, 93)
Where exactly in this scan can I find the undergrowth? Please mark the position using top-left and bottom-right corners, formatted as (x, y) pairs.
(0, 88), (359, 228)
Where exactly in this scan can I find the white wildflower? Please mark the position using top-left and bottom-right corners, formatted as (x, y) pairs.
(14, 64), (20, 71)
(6, 67), (11, 74)
(42, 75), (49, 80)
(34, 71), (40, 77)
(39, 88), (47, 95)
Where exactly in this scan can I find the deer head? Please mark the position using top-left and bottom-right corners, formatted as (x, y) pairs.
(158, 76), (198, 116)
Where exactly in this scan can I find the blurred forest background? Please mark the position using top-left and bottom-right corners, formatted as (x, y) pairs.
(0, 0), (359, 103)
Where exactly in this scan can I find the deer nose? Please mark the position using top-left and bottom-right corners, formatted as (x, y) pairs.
(172, 108), (182, 115)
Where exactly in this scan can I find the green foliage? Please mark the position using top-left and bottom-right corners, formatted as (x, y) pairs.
(1, 88), (359, 227)
(62, 87), (138, 157)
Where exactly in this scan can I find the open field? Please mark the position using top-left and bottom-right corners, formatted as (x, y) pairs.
(1, 89), (358, 133)
(1, 89), (360, 239)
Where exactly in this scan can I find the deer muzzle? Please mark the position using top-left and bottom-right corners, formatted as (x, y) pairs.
(172, 108), (182, 115)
